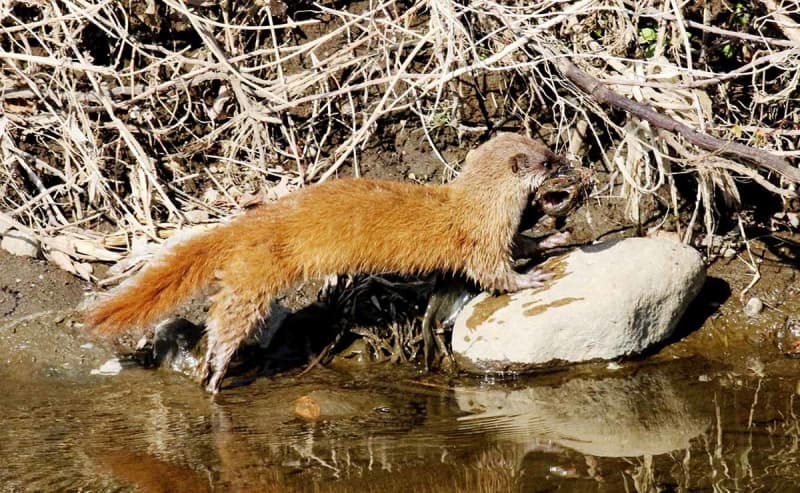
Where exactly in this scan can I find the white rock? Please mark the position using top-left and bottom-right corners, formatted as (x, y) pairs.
(452, 238), (705, 371)
(722, 247), (737, 258)
(90, 358), (123, 376)
(743, 297), (763, 316)
(788, 212), (799, 228)
(48, 249), (76, 273)
(1, 229), (40, 258)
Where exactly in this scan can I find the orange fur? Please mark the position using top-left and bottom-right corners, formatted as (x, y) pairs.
(84, 133), (562, 392)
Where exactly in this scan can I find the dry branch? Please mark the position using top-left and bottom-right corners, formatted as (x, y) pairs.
(557, 59), (800, 185)
(1, 0), (799, 277)
(759, 0), (800, 45)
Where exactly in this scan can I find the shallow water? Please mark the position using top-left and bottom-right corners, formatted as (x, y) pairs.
(2, 355), (800, 492)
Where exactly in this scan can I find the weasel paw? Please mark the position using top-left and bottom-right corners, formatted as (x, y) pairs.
(538, 231), (570, 249)
(205, 370), (224, 394)
(514, 268), (554, 290)
(198, 352), (227, 394)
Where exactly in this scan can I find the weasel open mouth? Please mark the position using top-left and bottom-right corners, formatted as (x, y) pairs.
(534, 168), (591, 217)
(538, 188), (579, 217)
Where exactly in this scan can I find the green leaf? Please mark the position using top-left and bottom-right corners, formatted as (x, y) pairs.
(639, 27), (657, 42)
(722, 43), (734, 58)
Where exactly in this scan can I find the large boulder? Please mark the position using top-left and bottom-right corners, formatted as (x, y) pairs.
(452, 237), (705, 372)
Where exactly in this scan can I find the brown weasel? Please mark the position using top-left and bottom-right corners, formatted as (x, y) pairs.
(85, 133), (563, 392)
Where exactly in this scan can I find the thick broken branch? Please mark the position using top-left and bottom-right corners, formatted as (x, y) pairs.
(557, 59), (800, 184)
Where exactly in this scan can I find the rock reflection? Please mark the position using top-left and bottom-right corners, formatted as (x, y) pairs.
(454, 366), (710, 458)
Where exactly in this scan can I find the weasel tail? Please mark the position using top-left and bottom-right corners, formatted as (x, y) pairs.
(85, 227), (226, 337)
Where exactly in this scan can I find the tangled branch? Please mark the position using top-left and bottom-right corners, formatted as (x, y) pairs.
(1, 0), (798, 278)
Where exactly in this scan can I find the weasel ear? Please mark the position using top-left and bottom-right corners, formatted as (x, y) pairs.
(509, 153), (527, 174)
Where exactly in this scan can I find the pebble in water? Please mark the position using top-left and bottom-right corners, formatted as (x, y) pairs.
(744, 297), (763, 317)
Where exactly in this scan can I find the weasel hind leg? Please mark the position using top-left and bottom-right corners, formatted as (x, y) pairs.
(200, 287), (271, 393)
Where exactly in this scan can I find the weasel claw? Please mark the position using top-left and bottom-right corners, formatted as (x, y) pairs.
(198, 353), (224, 393)
(515, 268), (554, 290)
(205, 371), (224, 394)
(538, 231), (570, 249)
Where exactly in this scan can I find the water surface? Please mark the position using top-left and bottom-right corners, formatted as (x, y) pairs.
(2, 355), (799, 492)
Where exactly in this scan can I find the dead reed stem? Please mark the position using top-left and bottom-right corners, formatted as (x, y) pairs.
(1, 0), (798, 277)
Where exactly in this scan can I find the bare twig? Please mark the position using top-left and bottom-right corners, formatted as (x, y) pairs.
(557, 59), (800, 185)
(1, 0), (799, 280)
(758, 0), (800, 45)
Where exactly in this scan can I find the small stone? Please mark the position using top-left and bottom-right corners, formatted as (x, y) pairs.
(788, 213), (799, 228)
(787, 318), (800, 338)
(293, 395), (322, 421)
(548, 465), (578, 478)
(90, 358), (123, 376)
(744, 297), (763, 317)
(1, 229), (40, 258)
(73, 262), (93, 281)
(721, 247), (737, 258)
(80, 342), (94, 350)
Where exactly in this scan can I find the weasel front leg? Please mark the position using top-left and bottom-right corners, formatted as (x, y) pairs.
(512, 231), (571, 258)
(502, 231), (570, 291)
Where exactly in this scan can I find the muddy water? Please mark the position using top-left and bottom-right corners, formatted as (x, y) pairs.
(2, 345), (800, 492)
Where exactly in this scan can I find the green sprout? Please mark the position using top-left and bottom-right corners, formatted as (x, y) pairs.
(734, 3), (751, 26)
(722, 43), (735, 58)
(639, 27), (657, 43)
(638, 27), (659, 58)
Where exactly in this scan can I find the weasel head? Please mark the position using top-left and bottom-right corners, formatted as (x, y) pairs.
(458, 133), (563, 193)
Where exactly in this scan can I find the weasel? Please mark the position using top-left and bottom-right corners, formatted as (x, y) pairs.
(85, 133), (563, 393)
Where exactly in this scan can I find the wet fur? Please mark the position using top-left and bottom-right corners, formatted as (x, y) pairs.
(84, 133), (560, 392)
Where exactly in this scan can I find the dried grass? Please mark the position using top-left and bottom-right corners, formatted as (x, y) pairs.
(1, 0), (798, 279)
